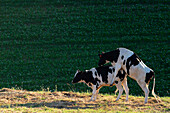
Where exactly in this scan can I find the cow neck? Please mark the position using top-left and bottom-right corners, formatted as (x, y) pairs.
(104, 49), (120, 63)
(81, 71), (88, 82)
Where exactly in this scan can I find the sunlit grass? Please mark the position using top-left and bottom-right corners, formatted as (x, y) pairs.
(0, 88), (169, 112)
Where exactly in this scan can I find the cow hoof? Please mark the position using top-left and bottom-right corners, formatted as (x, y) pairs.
(89, 99), (96, 102)
(115, 99), (119, 102)
(144, 102), (148, 104)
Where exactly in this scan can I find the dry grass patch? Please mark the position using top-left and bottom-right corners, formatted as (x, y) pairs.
(0, 88), (169, 112)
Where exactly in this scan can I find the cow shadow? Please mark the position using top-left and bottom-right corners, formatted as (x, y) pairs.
(0, 98), (161, 110)
(0, 100), (100, 109)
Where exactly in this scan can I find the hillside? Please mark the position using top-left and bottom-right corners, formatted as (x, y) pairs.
(0, 0), (169, 97)
(0, 88), (169, 112)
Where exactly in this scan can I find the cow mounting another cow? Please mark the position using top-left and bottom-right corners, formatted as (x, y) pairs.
(98, 48), (161, 103)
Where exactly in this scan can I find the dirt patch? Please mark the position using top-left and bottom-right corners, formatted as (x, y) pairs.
(0, 88), (169, 112)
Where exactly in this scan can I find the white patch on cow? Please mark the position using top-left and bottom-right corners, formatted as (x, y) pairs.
(90, 68), (97, 78)
(97, 74), (102, 81)
(140, 61), (151, 73)
(74, 70), (79, 77)
(110, 63), (121, 86)
(106, 67), (114, 84)
(119, 48), (134, 58)
(107, 73), (113, 84)
(140, 61), (147, 68)
(128, 64), (145, 80)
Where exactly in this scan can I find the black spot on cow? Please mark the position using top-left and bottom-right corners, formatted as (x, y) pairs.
(95, 71), (97, 76)
(145, 70), (154, 84)
(121, 55), (124, 59)
(95, 78), (101, 83)
(126, 53), (141, 75)
(112, 67), (115, 72)
(72, 71), (96, 85)
(98, 49), (120, 66)
(115, 81), (118, 84)
(123, 60), (126, 65)
(96, 65), (113, 83)
(82, 71), (96, 85)
(72, 71), (84, 83)
(108, 68), (113, 74)
(75, 71), (101, 86)
(116, 70), (126, 81)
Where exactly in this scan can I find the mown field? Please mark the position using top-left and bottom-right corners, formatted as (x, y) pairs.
(0, 88), (169, 112)
(0, 0), (169, 99)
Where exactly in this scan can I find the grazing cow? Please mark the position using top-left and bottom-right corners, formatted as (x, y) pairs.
(98, 48), (160, 103)
(72, 65), (129, 101)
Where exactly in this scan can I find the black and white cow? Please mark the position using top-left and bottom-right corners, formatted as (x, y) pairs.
(72, 65), (129, 101)
(98, 48), (160, 103)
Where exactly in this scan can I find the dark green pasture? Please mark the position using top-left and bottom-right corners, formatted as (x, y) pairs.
(0, 0), (169, 96)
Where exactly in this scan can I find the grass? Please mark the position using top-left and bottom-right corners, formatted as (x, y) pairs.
(0, 0), (169, 98)
(0, 88), (169, 112)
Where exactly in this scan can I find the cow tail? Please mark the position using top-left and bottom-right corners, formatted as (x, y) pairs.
(151, 74), (162, 103)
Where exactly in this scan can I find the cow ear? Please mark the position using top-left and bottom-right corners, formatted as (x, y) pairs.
(102, 51), (105, 54)
(77, 69), (80, 72)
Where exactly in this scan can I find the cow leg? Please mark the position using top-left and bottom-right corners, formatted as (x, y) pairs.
(115, 88), (118, 95)
(94, 89), (99, 101)
(137, 81), (149, 104)
(122, 78), (129, 101)
(110, 64), (121, 86)
(115, 83), (123, 101)
(90, 85), (97, 101)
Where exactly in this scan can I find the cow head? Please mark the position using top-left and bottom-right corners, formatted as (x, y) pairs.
(72, 70), (84, 84)
(98, 52), (110, 66)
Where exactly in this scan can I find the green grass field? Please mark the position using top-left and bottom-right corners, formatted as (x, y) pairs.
(0, 0), (169, 97)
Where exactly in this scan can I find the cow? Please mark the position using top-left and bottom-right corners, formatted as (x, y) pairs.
(72, 65), (129, 101)
(98, 48), (160, 103)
